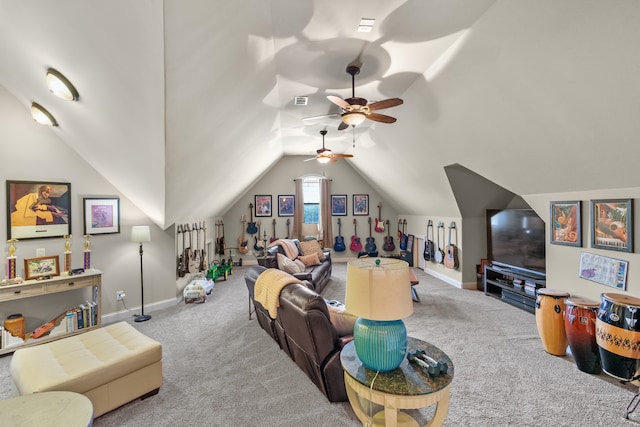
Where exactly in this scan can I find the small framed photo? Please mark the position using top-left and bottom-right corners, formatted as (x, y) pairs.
(590, 199), (633, 252)
(6, 180), (71, 240)
(331, 194), (347, 216)
(83, 197), (120, 235)
(24, 255), (60, 280)
(278, 195), (294, 217)
(550, 201), (582, 247)
(255, 195), (272, 217)
(353, 194), (369, 216)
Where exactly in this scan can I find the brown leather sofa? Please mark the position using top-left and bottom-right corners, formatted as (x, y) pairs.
(261, 239), (332, 293)
(244, 265), (350, 402)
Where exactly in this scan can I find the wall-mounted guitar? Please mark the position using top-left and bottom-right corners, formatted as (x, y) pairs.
(216, 220), (225, 256)
(383, 219), (395, 252)
(444, 221), (460, 270)
(191, 222), (201, 272)
(334, 218), (346, 252)
(238, 215), (249, 254)
(254, 220), (264, 251)
(350, 218), (363, 252)
(246, 203), (258, 235)
(374, 203), (385, 233)
(199, 221), (207, 271)
(269, 218), (278, 243)
(399, 219), (408, 251)
(285, 218), (291, 239)
(435, 222), (445, 264)
(365, 217), (377, 255)
(423, 220), (435, 262)
(188, 224), (199, 273)
(177, 224), (186, 277)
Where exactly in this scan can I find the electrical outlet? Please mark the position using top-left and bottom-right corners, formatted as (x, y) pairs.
(116, 290), (125, 301)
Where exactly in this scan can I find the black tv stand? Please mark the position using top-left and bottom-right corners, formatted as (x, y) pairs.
(483, 265), (546, 313)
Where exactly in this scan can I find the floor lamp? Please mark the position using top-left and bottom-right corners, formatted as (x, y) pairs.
(131, 226), (151, 322)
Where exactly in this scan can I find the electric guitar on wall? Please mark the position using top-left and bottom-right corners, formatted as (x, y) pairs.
(374, 203), (385, 233)
(400, 219), (408, 251)
(191, 222), (201, 272)
(383, 220), (395, 252)
(423, 220), (435, 262)
(188, 224), (199, 273)
(254, 220), (264, 251)
(365, 217), (377, 254)
(350, 219), (363, 252)
(247, 203), (258, 235)
(285, 218), (291, 239)
(444, 221), (460, 270)
(238, 215), (249, 255)
(333, 218), (346, 252)
(217, 220), (226, 256)
(177, 224), (185, 277)
(269, 218), (278, 243)
(435, 222), (445, 264)
(179, 224), (189, 277)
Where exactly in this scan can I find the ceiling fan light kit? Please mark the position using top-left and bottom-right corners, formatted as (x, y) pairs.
(306, 129), (353, 163)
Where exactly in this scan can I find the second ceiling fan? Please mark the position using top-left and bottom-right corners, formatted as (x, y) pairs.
(328, 64), (403, 131)
(305, 129), (353, 163)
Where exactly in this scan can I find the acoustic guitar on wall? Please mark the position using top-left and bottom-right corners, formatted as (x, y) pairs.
(444, 221), (460, 270)
(334, 218), (346, 252)
(350, 218), (363, 252)
(383, 219), (395, 252)
(365, 217), (377, 254)
(423, 220), (434, 262)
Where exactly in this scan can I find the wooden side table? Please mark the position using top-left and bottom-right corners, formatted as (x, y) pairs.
(0, 391), (93, 426)
(341, 337), (454, 427)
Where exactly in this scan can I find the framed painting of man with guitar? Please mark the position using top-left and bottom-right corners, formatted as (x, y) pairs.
(331, 194), (347, 216)
(277, 195), (294, 217)
(353, 194), (369, 216)
(255, 195), (272, 217)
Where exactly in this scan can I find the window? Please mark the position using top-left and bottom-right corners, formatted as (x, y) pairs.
(302, 177), (320, 224)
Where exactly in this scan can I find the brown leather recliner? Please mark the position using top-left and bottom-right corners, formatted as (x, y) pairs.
(244, 265), (350, 402)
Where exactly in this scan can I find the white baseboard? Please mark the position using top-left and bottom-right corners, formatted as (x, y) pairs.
(424, 268), (464, 289)
(101, 297), (178, 325)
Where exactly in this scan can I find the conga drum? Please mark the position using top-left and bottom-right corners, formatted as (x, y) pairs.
(564, 297), (601, 374)
(596, 293), (640, 380)
(535, 288), (570, 356)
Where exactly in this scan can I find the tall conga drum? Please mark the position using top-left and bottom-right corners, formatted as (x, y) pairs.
(596, 293), (640, 380)
(564, 297), (601, 374)
(535, 288), (570, 356)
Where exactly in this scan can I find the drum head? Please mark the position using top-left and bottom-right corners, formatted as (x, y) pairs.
(601, 293), (640, 307)
(565, 297), (599, 308)
(537, 288), (570, 297)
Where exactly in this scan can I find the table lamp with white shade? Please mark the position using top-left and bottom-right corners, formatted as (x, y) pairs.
(345, 257), (413, 372)
(131, 225), (151, 322)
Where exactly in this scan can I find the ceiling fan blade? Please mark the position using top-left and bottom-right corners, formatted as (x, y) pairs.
(327, 95), (351, 110)
(332, 153), (354, 159)
(367, 113), (397, 124)
(301, 113), (340, 121)
(368, 98), (404, 111)
(337, 121), (349, 131)
(304, 156), (318, 162)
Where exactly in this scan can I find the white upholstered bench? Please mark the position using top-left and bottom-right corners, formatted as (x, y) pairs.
(9, 321), (162, 417)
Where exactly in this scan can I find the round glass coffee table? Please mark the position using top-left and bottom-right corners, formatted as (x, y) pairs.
(0, 391), (93, 426)
(341, 337), (454, 427)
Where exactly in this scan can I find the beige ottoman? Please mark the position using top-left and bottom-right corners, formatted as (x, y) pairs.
(10, 321), (162, 417)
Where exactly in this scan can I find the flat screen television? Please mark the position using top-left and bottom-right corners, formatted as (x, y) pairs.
(486, 209), (546, 277)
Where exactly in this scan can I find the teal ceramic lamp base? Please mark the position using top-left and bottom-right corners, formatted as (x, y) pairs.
(353, 318), (407, 372)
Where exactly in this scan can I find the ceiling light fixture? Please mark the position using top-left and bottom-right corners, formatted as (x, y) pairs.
(317, 155), (331, 164)
(341, 111), (366, 127)
(46, 68), (79, 101)
(30, 102), (58, 126)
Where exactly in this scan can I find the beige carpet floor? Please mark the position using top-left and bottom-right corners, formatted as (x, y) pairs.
(1, 262), (640, 426)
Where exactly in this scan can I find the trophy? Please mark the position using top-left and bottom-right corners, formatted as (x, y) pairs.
(7, 238), (18, 280)
(64, 235), (72, 274)
(83, 235), (92, 270)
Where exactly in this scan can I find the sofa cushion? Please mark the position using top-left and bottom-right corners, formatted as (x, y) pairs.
(299, 240), (325, 261)
(277, 253), (304, 274)
(325, 300), (358, 336)
(298, 253), (321, 267)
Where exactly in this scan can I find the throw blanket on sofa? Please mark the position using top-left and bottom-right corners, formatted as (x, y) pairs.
(268, 239), (299, 259)
(254, 268), (303, 319)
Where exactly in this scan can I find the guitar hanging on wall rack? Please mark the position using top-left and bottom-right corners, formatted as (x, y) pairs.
(334, 218), (346, 252)
(400, 219), (408, 251)
(188, 224), (198, 273)
(191, 222), (201, 272)
(217, 220), (226, 256)
(374, 203), (385, 233)
(444, 221), (460, 270)
(247, 203), (258, 235)
(177, 224), (185, 277)
(179, 224), (189, 277)
(200, 221), (208, 271)
(238, 215), (249, 255)
(423, 220), (435, 262)
(435, 222), (445, 264)
(350, 218), (363, 252)
(383, 219), (395, 252)
(365, 217), (377, 255)
(254, 220), (264, 251)
(269, 218), (278, 243)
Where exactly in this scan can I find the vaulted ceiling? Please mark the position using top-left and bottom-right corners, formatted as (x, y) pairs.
(1, 0), (639, 229)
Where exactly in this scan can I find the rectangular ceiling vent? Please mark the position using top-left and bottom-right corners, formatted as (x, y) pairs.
(294, 96), (308, 106)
